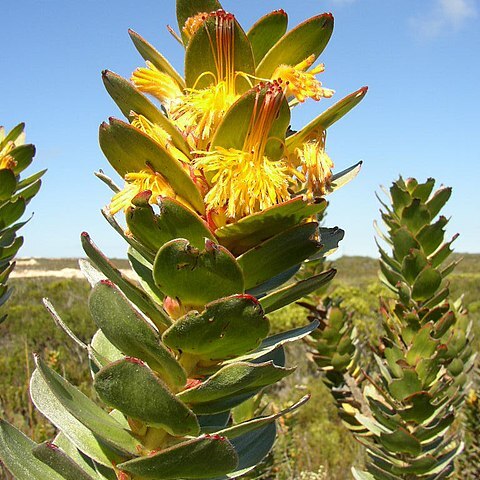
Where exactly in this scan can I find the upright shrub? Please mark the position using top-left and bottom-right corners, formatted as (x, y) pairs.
(0, 1), (367, 479)
(0, 123), (45, 323)
(456, 366), (480, 479)
(307, 177), (474, 479)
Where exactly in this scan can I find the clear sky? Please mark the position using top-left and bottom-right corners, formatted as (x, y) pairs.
(1, 0), (479, 259)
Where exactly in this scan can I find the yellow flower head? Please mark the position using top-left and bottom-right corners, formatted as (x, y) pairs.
(109, 169), (175, 215)
(171, 81), (238, 147)
(466, 389), (478, 406)
(273, 55), (335, 103)
(131, 61), (183, 107)
(195, 82), (292, 220)
(171, 10), (243, 148)
(130, 112), (191, 165)
(296, 131), (334, 198)
(0, 140), (17, 170)
(0, 153), (16, 170)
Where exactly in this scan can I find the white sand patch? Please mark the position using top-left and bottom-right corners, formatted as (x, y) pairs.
(16, 258), (39, 266)
(11, 268), (135, 279)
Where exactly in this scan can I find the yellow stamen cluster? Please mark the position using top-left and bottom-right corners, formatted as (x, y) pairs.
(274, 55), (335, 103)
(195, 82), (291, 219)
(121, 11), (339, 221)
(466, 389), (478, 406)
(131, 61), (183, 107)
(0, 141), (17, 170)
(130, 112), (190, 164)
(196, 147), (291, 219)
(171, 82), (238, 147)
(182, 12), (209, 40)
(296, 132), (334, 198)
(0, 154), (16, 170)
(109, 169), (175, 215)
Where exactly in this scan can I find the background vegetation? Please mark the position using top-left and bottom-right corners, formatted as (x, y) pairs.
(1, 254), (478, 479)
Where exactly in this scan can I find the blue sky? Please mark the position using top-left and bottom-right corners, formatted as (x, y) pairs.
(1, 0), (479, 259)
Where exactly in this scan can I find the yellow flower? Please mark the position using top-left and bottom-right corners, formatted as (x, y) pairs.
(171, 81), (238, 148)
(131, 61), (183, 108)
(0, 137), (17, 170)
(130, 112), (191, 165)
(195, 82), (292, 219)
(295, 131), (334, 198)
(273, 55), (334, 103)
(132, 11), (247, 150)
(109, 169), (176, 215)
(466, 389), (478, 406)
(0, 153), (16, 170)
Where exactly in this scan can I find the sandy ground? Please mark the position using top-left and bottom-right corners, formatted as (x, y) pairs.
(11, 259), (134, 279)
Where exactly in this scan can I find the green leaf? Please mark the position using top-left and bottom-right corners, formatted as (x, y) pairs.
(127, 247), (165, 304)
(0, 169), (16, 201)
(260, 269), (336, 314)
(429, 234), (458, 268)
(29, 370), (123, 467)
(163, 294), (269, 361)
(401, 249), (428, 284)
(16, 168), (46, 190)
(211, 83), (290, 161)
(81, 232), (172, 331)
(425, 186), (451, 218)
(215, 422), (277, 479)
(9, 144), (35, 175)
(176, 0), (223, 37)
(153, 238), (244, 306)
(330, 161), (363, 193)
(185, 15), (254, 93)
(237, 222), (321, 290)
(352, 469), (376, 480)
(286, 87), (368, 151)
(392, 227), (420, 262)
(102, 70), (190, 157)
(390, 369), (422, 401)
(217, 395), (308, 439)
(178, 361), (294, 414)
(89, 280), (185, 388)
(15, 178), (42, 204)
(247, 10), (288, 65)
(0, 123), (25, 151)
(118, 435), (238, 479)
(389, 182), (411, 216)
(412, 178), (435, 203)
(0, 197), (26, 229)
(95, 358), (199, 436)
(229, 320), (319, 364)
(215, 197), (326, 255)
(126, 196), (214, 252)
(54, 433), (116, 480)
(102, 208), (157, 265)
(0, 420), (65, 480)
(32, 442), (96, 480)
(416, 216), (448, 256)
(411, 266), (442, 301)
(129, 29), (185, 87)
(379, 428), (421, 456)
(401, 198), (431, 235)
(308, 226), (345, 260)
(33, 357), (140, 456)
(89, 329), (124, 373)
(256, 13), (333, 78)
(0, 236), (23, 263)
(406, 325), (438, 365)
(99, 118), (204, 213)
